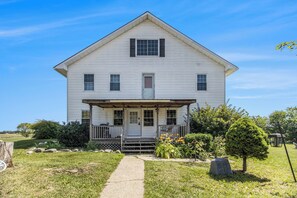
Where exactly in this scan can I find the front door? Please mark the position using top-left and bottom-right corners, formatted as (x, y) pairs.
(127, 109), (141, 136)
(143, 74), (155, 99)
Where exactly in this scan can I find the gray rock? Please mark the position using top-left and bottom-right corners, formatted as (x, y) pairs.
(26, 150), (33, 155)
(115, 150), (121, 153)
(72, 149), (79, 152)
(210, 158), (233, 175)
(99, 149), (105, 152)
(104, 149), (112, 153)
(59, 149), (72, 152)
(44, 148), (58, 153)
(33, 148), (44, 153)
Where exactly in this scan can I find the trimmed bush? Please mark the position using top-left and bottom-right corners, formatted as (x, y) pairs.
(226, 117), (269, 172)
(57, 121), (89, 147)
(31, 120), (61, 139)
(184, 133), (213, 152)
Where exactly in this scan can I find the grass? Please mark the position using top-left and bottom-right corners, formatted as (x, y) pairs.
(0, 133), (124, 198)
(145, 145), (297, 198)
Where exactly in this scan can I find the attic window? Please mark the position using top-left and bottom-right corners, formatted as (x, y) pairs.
(137, 40), (158, 56)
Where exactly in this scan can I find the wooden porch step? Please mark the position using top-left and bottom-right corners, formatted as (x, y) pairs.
(122, 145), (155, 148)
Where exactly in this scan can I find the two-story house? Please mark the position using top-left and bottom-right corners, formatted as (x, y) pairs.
(54, 12), (238, 152)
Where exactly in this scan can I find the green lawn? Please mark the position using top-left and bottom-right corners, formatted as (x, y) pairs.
(0, 134), (123, 198)
(145, 145), (297, 198)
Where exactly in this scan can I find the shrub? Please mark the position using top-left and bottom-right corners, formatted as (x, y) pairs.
(36, 140), (64, 149)
(190, 103), (248, 136)
(212, 136), (226, 158)
(226, 118), (269, 172)
(31, 120), (61, 139)
(155, 142), (180, 159)
(184, 133), (213, 152)
(86, 141), (99, 151)
(57, 121), (89, 147)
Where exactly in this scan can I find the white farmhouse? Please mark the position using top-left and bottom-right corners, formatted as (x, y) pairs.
(54, 12), (238, 152)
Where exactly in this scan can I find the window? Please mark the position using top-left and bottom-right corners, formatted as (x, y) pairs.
(137, 40), (158, 56)
(81, 110), (90, 125)
(166, 110), (176, 125)
(129, 112), (138, 124)
(114, 110), (123, 126)
(110, 74), (120, 91)
(144, 110), (154, 126)
(84, 74), (94, 91)
(197, 74), (207, 91)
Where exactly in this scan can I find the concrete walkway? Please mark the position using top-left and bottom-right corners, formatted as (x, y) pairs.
(100, 156), (144, 198)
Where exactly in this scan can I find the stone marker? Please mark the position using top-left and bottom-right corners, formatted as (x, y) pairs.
(0, 142), (14, 167)
(210, 158), (232, 175)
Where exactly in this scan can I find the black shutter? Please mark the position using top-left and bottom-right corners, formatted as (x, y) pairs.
(160, 38), (165, 57)
(130, 38), (136, 57)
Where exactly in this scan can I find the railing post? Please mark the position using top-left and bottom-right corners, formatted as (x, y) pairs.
(89, 104), (93, 140)
(186, 104), (190, 135)
(156, 107), (159, 138)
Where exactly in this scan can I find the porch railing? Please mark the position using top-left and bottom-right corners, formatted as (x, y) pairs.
(158, 125), (187, 138)
(91, 125), (123, 140)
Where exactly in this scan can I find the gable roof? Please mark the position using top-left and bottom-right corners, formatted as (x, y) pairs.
(54, 11), (238, 77)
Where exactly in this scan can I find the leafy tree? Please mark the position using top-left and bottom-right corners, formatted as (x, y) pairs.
(268, 107), (297, 141)
(190, 103), (248, 136)
(276, 41), (297, 51)
(251, 116), (268, 133)
(17, 123), (32, 137)
(226, 118), (269, 172)
(31, 120), (61, 139)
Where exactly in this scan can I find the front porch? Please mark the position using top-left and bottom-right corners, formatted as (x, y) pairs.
(83, 99), (196, 152)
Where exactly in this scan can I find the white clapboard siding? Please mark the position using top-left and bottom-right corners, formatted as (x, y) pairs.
(67, 20), (225, 126)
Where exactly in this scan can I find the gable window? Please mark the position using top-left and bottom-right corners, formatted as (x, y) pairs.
(166, 110), (176, 125)
(137, 40), (158, 56)
(84, 74), (94, 91)
(110, 74), (120, 91)
(81, 110), (90, 125)
(197, 74), (207, 91)
(114, 110), (123, 126)
(144, 110), (154, 126)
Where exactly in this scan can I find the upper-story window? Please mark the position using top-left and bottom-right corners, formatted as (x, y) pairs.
(110, 74), (120, 91)
(84, 74), (94, 91)
(137, 40), (158, 56)
(197, 74), (207, 91)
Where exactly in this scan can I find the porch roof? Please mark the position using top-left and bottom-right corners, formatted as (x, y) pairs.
(82, 99), (196, 108)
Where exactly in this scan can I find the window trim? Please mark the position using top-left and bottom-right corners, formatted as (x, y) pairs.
(166, 109), (177, 125)
(196, 74), (207, 91)
(143, 110), (154, 127)
(110, 74), (121, 91)
(81, 110), (90, 125)
(84, 73), (94, 91)
(136, 39), (159, 56)
(113, 110), (123, 126)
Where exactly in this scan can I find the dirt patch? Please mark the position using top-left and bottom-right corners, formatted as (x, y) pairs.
(43, 162), (99, 175)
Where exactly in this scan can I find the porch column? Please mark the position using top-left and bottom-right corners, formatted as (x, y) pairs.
(156, 107), (159, 138)
(121, 106), (125, 150)
(89, 104), (93, 140)
(186, 104), (190, 134)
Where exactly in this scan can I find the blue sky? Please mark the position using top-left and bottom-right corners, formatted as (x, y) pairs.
(0, 0), (296, 131)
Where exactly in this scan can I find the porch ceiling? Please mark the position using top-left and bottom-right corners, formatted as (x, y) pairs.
(82, 99), (196, 108)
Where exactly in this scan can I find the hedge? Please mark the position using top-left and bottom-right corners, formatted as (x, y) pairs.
(184, 133), (213, 152)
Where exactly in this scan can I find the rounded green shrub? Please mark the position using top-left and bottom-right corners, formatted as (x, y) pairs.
(226, 117), (269, 172)
(31, 120), (61, 139)
(57, 121), (89, 147)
